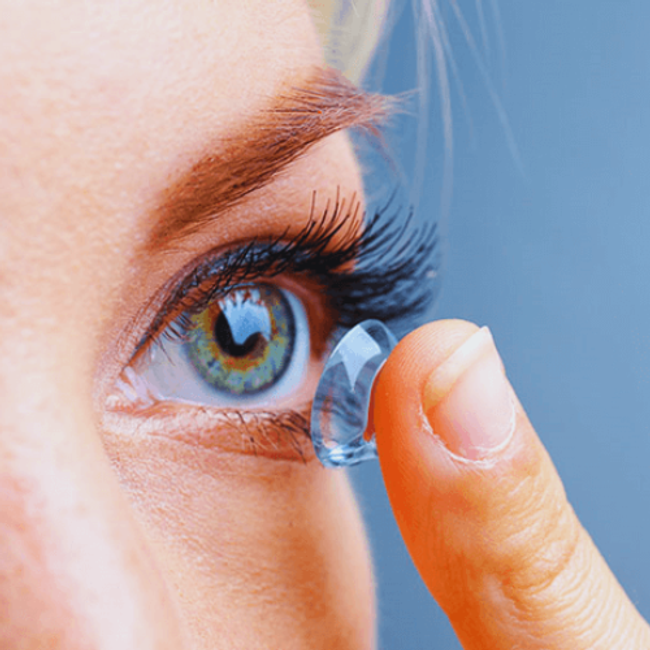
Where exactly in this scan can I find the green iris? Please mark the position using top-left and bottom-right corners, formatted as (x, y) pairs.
(184, 284), (295, 396)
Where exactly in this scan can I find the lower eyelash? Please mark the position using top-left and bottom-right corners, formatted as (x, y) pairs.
(235, 410), (312, 461)
(104, 401), (314, 463)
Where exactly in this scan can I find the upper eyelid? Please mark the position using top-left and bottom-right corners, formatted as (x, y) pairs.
(120, 191), (439, 379)
(130, 194), (366, 358)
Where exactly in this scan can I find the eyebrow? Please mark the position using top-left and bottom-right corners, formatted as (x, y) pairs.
(147, 66), (391, 251)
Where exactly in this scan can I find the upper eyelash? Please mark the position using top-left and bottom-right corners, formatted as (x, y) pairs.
(135, 189), (441, 355)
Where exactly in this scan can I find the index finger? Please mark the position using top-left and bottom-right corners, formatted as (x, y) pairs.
(374, 319), (650, 649)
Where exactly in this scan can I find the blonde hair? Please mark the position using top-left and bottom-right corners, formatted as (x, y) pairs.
(306, 0), (391, 84)
(312, 0), (519, 214)
(309, 0), (454, 211)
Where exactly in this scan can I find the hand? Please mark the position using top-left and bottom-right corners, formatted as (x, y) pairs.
(374, 319), (650, 649)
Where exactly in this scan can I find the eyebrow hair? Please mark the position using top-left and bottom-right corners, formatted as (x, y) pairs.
(148, 66), (391, 250)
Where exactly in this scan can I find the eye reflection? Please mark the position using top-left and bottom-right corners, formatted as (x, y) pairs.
(186, 284), (296, 396)
(118, 283), (309, 409)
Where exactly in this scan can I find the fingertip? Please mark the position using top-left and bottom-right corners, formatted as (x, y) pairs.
(384, 320), (482, 387)
(373, 319), (481, 462)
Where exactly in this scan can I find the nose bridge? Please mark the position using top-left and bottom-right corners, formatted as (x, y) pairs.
(0, 338), (185, 649)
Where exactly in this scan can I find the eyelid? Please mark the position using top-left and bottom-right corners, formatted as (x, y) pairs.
(103, 400), (316, 463)
(107, 195), (439, 449)
(130, 191), (439, 364)
(113, 196), (438, 407)
(128, 197), (365, 363)
(128, 267), (335, 375)
(106, 280), (324, 463)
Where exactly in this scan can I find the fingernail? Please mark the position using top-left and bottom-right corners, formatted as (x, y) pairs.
(422, 327), (515, 460)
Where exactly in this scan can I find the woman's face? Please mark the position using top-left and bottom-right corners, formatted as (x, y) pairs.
(0, 1), (376, 648)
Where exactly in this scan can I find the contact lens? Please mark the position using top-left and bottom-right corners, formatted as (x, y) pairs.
(311, 320), (397, 468)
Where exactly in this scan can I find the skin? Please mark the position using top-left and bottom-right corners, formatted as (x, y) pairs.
(375, 321), (650, 649)
(1, 1), (649, 649)
(0, 1), (372, 648)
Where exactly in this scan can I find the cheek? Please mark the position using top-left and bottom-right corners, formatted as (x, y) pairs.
(102, 429), (376, 649)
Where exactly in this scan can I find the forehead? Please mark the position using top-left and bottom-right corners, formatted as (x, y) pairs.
(0, 0), (322, 115)
(0, 0), (352, 347)
(0, 0), (323, 232)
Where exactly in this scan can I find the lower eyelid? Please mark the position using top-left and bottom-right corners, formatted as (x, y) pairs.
(102, 403), (316, 464)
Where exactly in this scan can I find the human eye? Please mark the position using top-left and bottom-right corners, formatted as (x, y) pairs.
(107, 193), (440, 461)
(128, 282), (309, 408)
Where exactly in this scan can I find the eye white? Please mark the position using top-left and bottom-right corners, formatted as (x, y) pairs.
(123, 287), (310, 409)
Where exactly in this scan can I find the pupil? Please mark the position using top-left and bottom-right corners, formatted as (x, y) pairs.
(214, 311), (262, 358)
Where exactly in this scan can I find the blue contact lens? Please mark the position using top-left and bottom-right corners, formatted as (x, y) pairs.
(311, 320), (398, 468)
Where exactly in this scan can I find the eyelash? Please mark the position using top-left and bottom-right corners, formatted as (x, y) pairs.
(120, 191), (439, 461)
(136, 191), (440, 356)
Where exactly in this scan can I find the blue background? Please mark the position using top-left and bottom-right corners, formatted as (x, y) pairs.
(350, 1), (650, 648)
